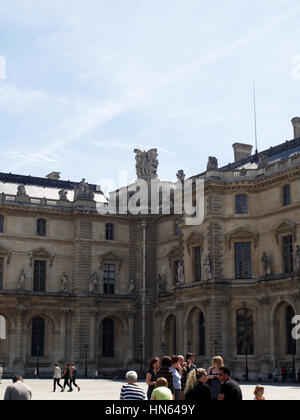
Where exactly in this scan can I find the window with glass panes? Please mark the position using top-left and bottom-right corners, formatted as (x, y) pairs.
(105, 223), (114, 241)
(0, 215), (4, 233)
(235, 195), (248, 214)
(283, 235), (294, 273)
(37, 219), (47, 237)
(174, 260), (180, 285)
(0, 257), (3, 289)
(103, 264), (115, 295)
(33, 261), (46, 292)
(194, 247), (201, 282)
(235, 242), (252, 279)
(283, 185), (291, 206)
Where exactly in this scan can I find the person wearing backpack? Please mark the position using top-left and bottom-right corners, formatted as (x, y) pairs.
(70, 363), (80, 392)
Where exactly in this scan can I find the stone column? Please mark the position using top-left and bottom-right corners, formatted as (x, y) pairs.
(127, 312), (135, 364)
(14, 305), (26, 372)
(59, 309), (67, 362)
(89, 308), (97, 369)
(176, 303), (185, 355)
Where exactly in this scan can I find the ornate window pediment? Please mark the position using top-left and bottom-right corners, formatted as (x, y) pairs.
(29, 248), (55, 266)
(0, 244), (12, 264)
(274, 219), (297, 245)
(185, 231), (205, 255)
(225, 227), (259, 249)
(99, 252), (123, 270)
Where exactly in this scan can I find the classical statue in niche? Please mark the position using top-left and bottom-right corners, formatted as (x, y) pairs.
(134, 149), (158, 179)
(89, 272), (98, 293)
(261, 252), (272, 276)
(18, 269), (26, 291)
(128, 278), (136, 295)
(204, 256), (212, 281)
(177, 262), (185, 285)
(60, 272), (68, 293)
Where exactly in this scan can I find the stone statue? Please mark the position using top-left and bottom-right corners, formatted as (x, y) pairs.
(89, 272), (98, 293)
(204, 256), (212, 281)
(295, 246), (300, 272)
(128, 278), (136, 295)
(176, 170), (186, 183)
(60, 272), (68, 293)
(177, 262), (185, 285)
(74, 179), (95, 201)
(18, 269), (26, 291)
(134, 149), (158, 179)
(17, 185), (27, 197)
(59, 190), (68, 201)
(261, 252), (272, 276)
(157, 274), (167, 294)
(207, 157), (218, 171)
(258, 154), (268, 169)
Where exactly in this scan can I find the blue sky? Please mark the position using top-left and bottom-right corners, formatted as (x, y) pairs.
(0, 0), (300, 193)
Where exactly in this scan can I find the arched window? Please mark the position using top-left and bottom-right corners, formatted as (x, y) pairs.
(286, 306), (296, 355)
(31, 318), (45, 357)
(37, 219), (47, 237)
(235, 195), (248, 214)
(102, 318), (114, 358)
(198, 312), (206, 356)
(236, 309), (254, 355)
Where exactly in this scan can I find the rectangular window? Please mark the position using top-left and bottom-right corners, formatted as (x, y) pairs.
(103, 264), (115, 295)
(235, 195), (248, 214)
(194, 247), (201, 282)
(37, 219), (47, 237)
(0, 215), (4, 233)
(235, 242), (252, 279)
(283, 235), (294, 273)
(283, 185), (291, 206)
(0, 257), (3, 289)
(33, 261), (46, 292)
(174, 260), (180, 285)
(105, 223), (114, 241)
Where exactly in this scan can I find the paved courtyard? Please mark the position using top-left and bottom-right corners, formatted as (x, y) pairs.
(0, 379), (299, 400)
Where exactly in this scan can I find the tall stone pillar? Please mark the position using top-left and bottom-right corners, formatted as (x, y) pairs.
(176, 303), (185, 355)
(59, 309), (67, 362)
(14, 305), (26, 373)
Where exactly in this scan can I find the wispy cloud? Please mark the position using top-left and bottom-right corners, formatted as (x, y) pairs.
(8, 151), (61, 165)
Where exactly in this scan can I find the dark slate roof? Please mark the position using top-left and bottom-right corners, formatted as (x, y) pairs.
(0, 172), (105, 195)
(220, 137), (300, 172)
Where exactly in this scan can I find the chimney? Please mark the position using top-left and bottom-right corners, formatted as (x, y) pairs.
(46, 172), (61, 180)
(291, 117), (300, 139)
(232, 143), (253, 162)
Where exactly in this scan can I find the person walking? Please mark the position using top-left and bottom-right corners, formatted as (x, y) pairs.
(0, 363), (3, 384)
(151, 377), (173, 401)
(218, 367), (243, 401)
(155, 356), (174, 397)
(146, 357), (160, 400)
(281, 366), (288, 383)
(4, 376), (32, 400)
(70, 363), (80, 392)
(184, 369), (212, 401)
(120, 371), (146, 400)
(61, 363), (73, 392)
(170, 356), (182, 400)
(207, 356), (224, 400)
(52, 363), (63, 392)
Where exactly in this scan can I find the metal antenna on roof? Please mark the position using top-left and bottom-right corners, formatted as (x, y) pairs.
(253, 81), (258, 155)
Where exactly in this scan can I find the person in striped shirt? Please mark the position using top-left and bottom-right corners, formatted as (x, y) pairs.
(120, 371), (146, 400)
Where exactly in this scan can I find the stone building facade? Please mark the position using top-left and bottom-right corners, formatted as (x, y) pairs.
(0, 119), (300, 380)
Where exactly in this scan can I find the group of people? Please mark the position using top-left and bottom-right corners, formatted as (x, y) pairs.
(52, 362), (80, 393)
(121, 353), (265, 401)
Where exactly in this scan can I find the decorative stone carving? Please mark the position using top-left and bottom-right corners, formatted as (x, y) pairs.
(128, 278), (136, 295)
(74, 179), (94, 201)
(134, 148), (158, 179)
(177, 262), (185, 285)
(60, 272), (68, 293)
(176, 170), (186, 183)
(295, 245), (300, 272)
(204, 256), (212, 281)
(17, 185), (27, 197)
(258, 154), (268, 169)
(261, 252), (272, 277)
(18, 269), (26, 291)
(59, 190), (69, 201)
(207, 157), (218, 171)
(89, 272), (98, 294)
(157, 274), (167, 294)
